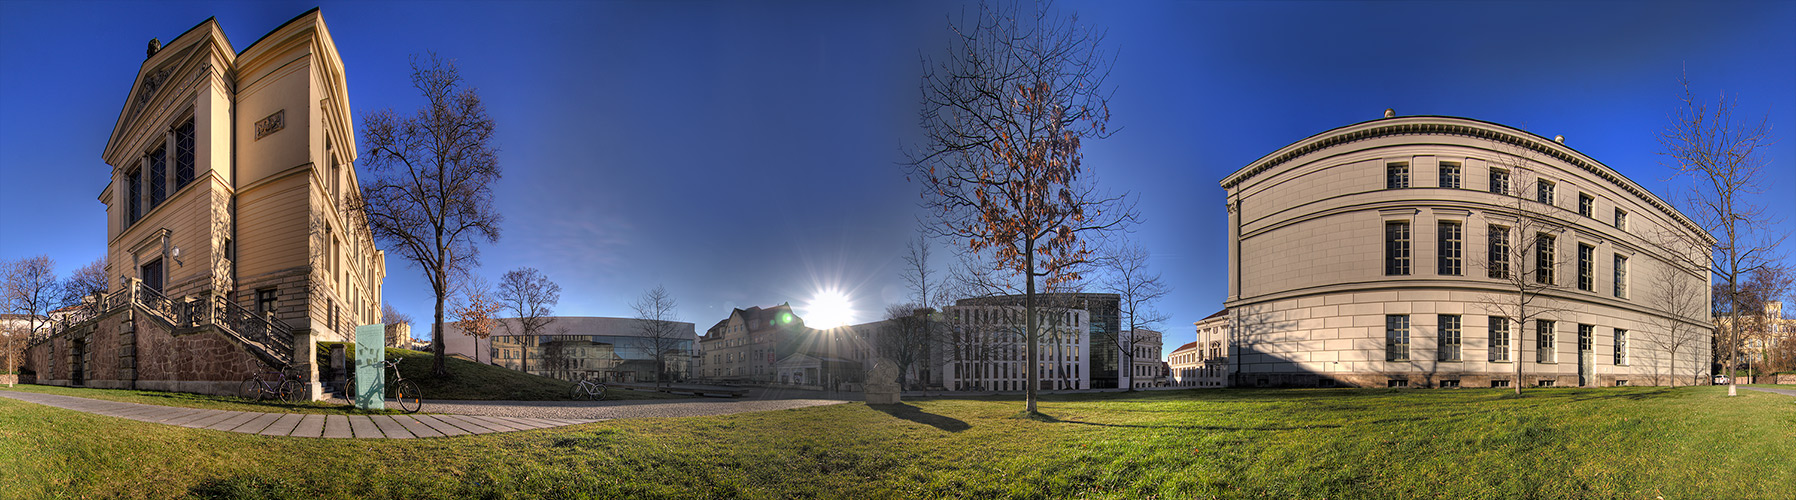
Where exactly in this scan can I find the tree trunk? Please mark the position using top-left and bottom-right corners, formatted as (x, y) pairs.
(1024, 249), (1038, 415)
(432, 289), (448, 378)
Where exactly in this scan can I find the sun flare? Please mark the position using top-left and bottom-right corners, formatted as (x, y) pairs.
(803, 289), (856, 329)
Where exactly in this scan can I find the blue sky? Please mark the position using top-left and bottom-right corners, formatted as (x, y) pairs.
(3, 1), (1793, 358)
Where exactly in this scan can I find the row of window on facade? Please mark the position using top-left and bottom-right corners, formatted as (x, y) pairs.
(1384, 220), (1628, 298)
(1383, 314), (1629, 365)
(1385, 161), (1629, 229)
(126, 120), (198, 227)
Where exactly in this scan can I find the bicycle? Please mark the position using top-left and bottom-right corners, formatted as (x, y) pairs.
(241, 366), (303, 403)
(571, 377), (607, 401)
(342, 358), (423, 413)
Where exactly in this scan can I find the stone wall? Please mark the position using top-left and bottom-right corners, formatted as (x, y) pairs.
(22, 304), (267, 396)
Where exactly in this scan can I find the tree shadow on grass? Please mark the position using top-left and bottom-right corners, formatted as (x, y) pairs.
(1055, 419), (1343, 431)
(870, 403), (970, 432)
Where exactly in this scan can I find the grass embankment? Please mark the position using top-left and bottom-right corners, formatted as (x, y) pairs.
(3, 387), (1793, 499)
(333, 346), (686, 401)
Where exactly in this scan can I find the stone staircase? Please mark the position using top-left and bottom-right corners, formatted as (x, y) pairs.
(33, 280), (295, 369)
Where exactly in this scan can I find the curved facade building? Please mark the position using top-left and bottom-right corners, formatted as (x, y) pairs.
(1221, 115), (1713, 388)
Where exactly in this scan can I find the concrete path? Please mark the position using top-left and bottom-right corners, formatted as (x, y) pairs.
(1743, 386), (1796, 398)
(0, 390), (598, 439)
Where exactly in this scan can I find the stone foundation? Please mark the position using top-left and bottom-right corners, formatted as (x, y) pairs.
(22, 303), (282, 398)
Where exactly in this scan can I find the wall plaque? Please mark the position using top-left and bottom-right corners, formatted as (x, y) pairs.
(255, 110), (285, 140)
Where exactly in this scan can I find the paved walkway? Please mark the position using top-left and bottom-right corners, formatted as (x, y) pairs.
(1743, 386), (1796, 398)
(0, 391), (598, 439)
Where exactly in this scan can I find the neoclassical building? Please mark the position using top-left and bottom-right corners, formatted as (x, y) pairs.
(25, 9), (384, 398)
(1170, 309), (1229, 387)
(1221, 114), (1712, 388)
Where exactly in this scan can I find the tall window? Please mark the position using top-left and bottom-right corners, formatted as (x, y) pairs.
(1387, 162), (1410, 189)
(1614, 209), (1628, 230)
(1578, 193), (1594, 218)
(175, 120), (195, 190)
(1535, 233), (1556, 285)
(1536, 320), (1556, 363)
(1613, 254), (1628, 298)
(148, 146), (167, 208)
(140, 258), (164, 293)
(1438, 221), (1463, 276)
(1490, 168), (1510, 195)
(1386, 315), (1410, 361)
(256, 289), (278, 316)
(1386, 221), (1411, 276)
(1440, 162), (1461, 189)
(1536, 179), (1555, 206)
(1614, 329), (1628, 365)
(1489, 317), (1510, 362)
(1577, 244), (1595, 292)
(1578, 324), (1594, 352)
(127, 166), (143, 224)
(1488, 225), (1510, 279)
(1439, 314), (1462, 362)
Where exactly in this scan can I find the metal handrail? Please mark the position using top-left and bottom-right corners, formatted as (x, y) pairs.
(26, 281), (296, 369)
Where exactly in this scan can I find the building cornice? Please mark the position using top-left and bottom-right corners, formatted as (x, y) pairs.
(1218, 116), (1713, 246)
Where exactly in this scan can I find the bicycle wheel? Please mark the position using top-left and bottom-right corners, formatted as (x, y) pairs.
(277, 379), (302, 403)
(240, 377), (263, 401)
(571, 383), (588, 400)
(392, 380), (422, 413)
(594, 384), (607, 401)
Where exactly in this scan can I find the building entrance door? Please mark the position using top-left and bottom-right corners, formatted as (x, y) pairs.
(71, 338), (86, 386)
(1577, 326), (1593, 387)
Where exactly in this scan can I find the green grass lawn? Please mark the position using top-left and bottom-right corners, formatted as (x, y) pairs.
(2, 386), (1791, 499)
(0, 384), (408, 415)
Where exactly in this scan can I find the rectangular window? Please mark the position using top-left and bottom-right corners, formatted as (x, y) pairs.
(1614, 254), (1628, 299)
(1388, 379), (1409, 388)
(1535, 233), (1556, 285)
(175, 120), (195, 190)
(139, 258), (164, 293)
(1438, 314), (1462, 362)
(1578, 193), (1594, 218)
(1614, 329), (1628, 365)
(1538, 379), (1556, 387)
(1489, 317), (1510, 362)
(1440, 162), (1461, 189)
(1387, 162), (1410, 189)
(1488, 225), (1510, 279)
(1491, 379), (1511, 388)
(148, 147), (166, 208)
(1578, 324), (1594, 352)
(1577, 244), (1595, 291)
(1439, 380), (1460, 388)
(1537, 320), (1556, 363)
(1490, 168), (1510, 195)
(1536, 179), (1554, 206)
(1438, 221), (1462, 276)
(1614, 209), (1628, 230)
(1386, 315), (1410, 361)
(1386, 221), (1411, 276)
(127, 167), (142, 224)
(255, 289), (278, 316)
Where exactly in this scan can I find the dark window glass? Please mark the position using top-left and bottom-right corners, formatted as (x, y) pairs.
(1440, 162), (1461, 189)
(1614, 254), (1628, 298)
(1614, 329), (1628, 365)
(1577, 244), (1594, 291)
(175, 121), (195, 189)
(140, 258), (163, 293)
(1488, 225), (1510, 279)
(1578, 324), (1594, 352)
(1439, 315), (1462, 361)
(1438, 221), (1462, 276)
(1535, 233), (1556, 285)
(1489, 317), (1510, 362)
(1387, 163), (1410, 189)
(1386, 221), (1411, 276)
(1536, 180), (1554, 206)
(148, 147), (166, 208)
(1537, 320), (1556, 363)
(1386, 315), (1410, 361)
(128, 167), (142, 224)
(1578, 193), (1593, 218)
(1489, 168), (1510, 194)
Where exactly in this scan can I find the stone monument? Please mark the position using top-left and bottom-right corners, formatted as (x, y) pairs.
(865, 358), (900, 405)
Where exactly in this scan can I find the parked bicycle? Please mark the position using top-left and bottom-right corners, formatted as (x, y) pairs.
(241, 366), (303, 403)
(571, 377), (607, 401)
(341, 358), (423, 413)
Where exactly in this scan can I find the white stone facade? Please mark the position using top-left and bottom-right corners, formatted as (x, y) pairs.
(1126, 329), (1163, 388)
(1170, 310), (1230, 387)
(1221, 115), (1713, 388)
(942, 304), (1091, 392)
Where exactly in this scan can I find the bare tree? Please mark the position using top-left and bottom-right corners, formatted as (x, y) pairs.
(497, 267), (561, 376)
(353, 54), (503, 377)
(1472, 139), (1574, 394)
(2, 256), (59, 379)
(1639, 243), (1710, 386)
(60, 258), (108, 310)
(632, 285), (685, 388)
(1659, 74), (1785, 396)
(1738, 264), (1794, 379)
(894, 231), (952, 390)
(381, 303), (414, 348)
(906, 1), (1135, 415)
(1099, 244), (1170, 390)
(450, 275), (503, 342)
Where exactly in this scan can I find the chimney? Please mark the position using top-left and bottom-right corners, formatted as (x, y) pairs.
(147, 38), (162, 59)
